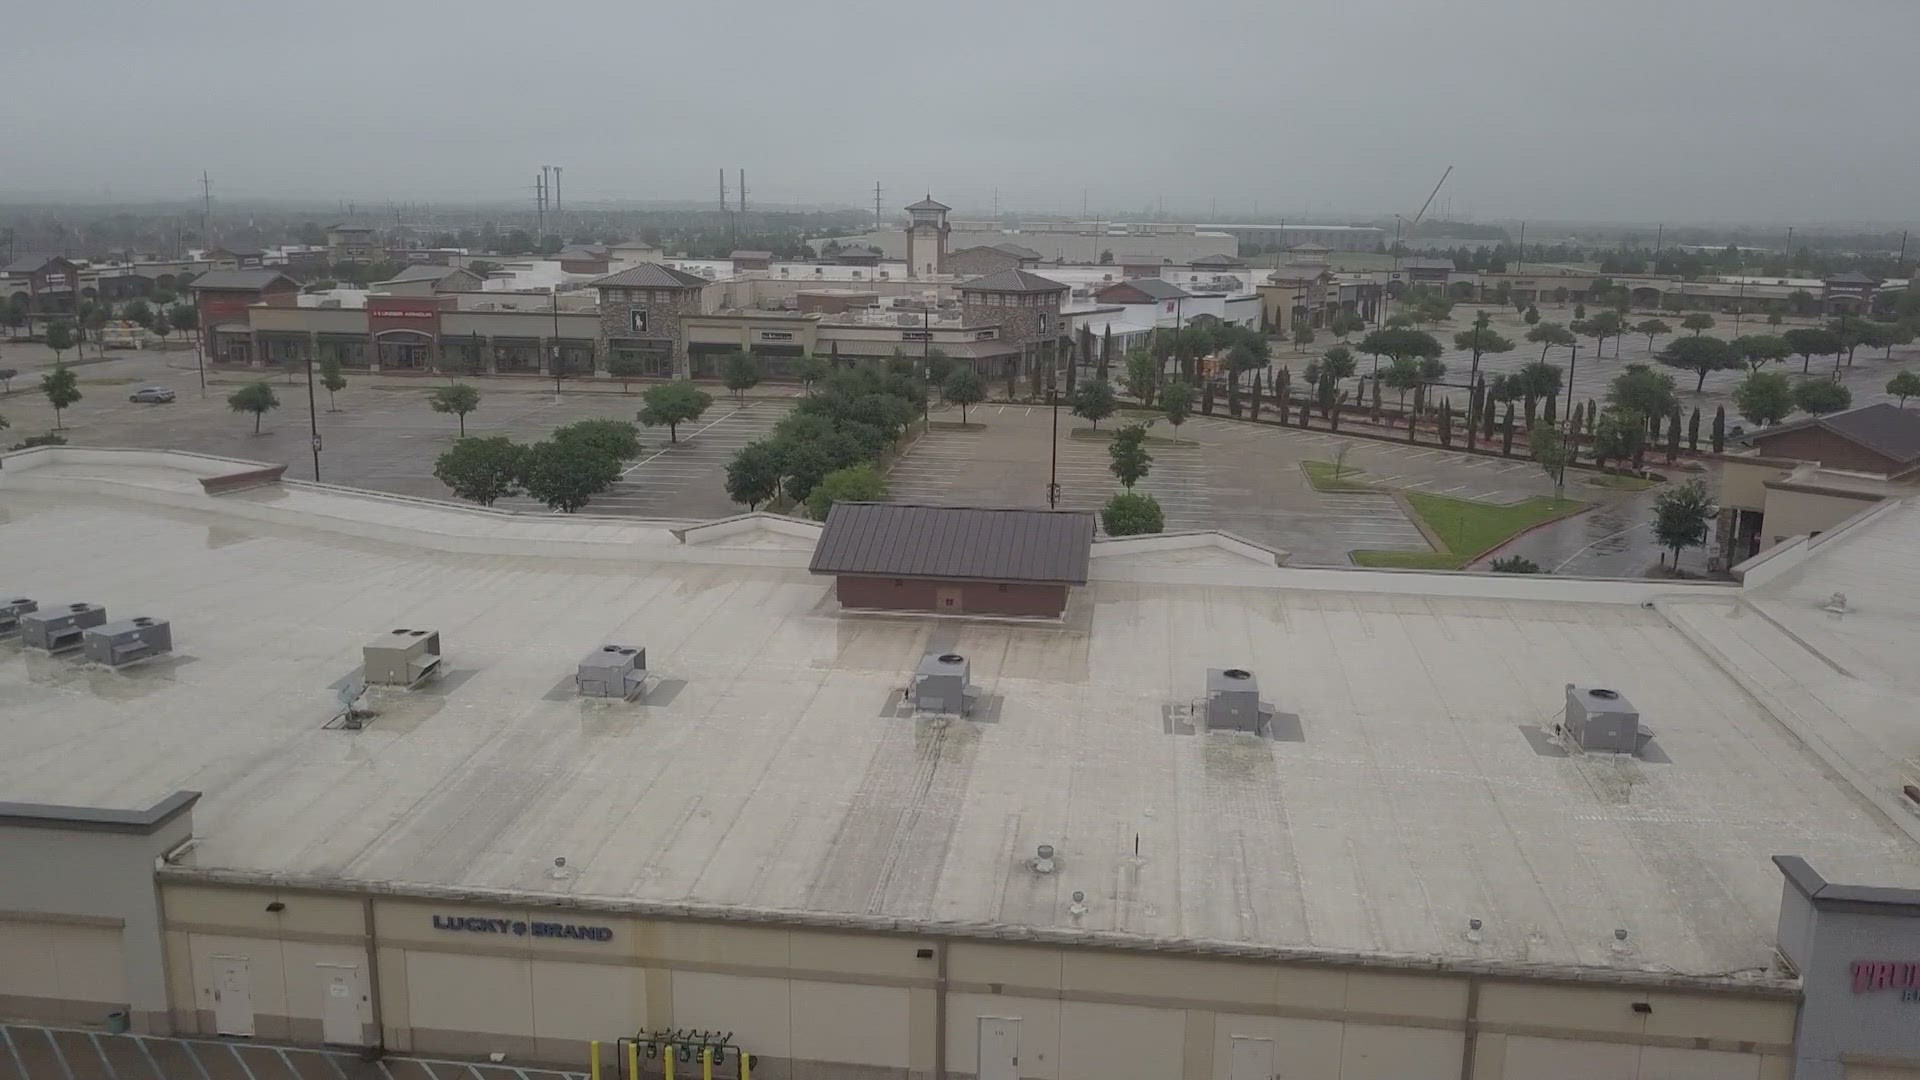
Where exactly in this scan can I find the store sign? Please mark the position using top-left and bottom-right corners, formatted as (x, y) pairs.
(630, 310), (648, 332)
(758, 330), (794, 341)
(1852, 961), (1920, 1000)
(375, 308), (437, 319)
(431, 914), (614, 943)
(901, 330), (932, 341)
(974, 329), (997, 341)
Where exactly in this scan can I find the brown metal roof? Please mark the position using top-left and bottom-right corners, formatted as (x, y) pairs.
(1749, 403), (1920, 466)
(188, 269), (299, 292)
(956, 268), (1069, 294)
(589, 263), (709, 289)
(809, 503), (1094, 585)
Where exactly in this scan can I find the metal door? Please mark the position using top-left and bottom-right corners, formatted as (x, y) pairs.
(978, 1016), (1019, 1080)
(211, 956), (254, 1037)
(318, 963), (364, 1045)
(937, 587), (964, 612)
(1228, 1036), (1274, 1080)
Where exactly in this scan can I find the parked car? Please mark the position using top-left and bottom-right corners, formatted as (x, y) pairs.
(129, 386), (176, 403)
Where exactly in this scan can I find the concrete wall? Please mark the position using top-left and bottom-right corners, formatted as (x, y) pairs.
(835, 576), (1069, 618)
(1760, 485), (1883, 548)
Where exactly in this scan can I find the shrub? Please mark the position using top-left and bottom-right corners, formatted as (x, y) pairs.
(805, 462), (887, 519)
(1101, 492), (1165, 536)
(1489, 555), (1541, 574)
(554, 418), (642, 459)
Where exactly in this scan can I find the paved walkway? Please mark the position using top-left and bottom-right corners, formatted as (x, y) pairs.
(0, 1024), (586, 1080)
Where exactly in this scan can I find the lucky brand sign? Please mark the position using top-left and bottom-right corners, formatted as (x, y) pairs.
(432, 914), (614, 942)
(1852, 960), (1920, 1001)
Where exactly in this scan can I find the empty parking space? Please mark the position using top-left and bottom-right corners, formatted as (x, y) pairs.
(0, 1026), (584, 1080)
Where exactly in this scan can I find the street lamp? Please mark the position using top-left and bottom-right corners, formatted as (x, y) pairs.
(1047, 381), (1060, 509)
(1564, 341), (1579, 424)
(304, 350), (322, 481)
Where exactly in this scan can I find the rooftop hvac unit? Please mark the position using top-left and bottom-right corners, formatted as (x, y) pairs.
(21, 602), (107, 654)
(577, 644), (647, 700)
(82, 616), (172, 668)
(0, 595), (37, 636)
(895, 314), (919, 327)
(1205, 668), (1267, 732)
(363, 628), (441, 687)
(911, 652), (977, 715)
(1563, 685), (1649, 754)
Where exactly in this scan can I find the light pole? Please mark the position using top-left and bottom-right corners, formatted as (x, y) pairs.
(304, 350), (322, 481)
(550, 286), (563, 398)
(1047, 382), (1060, 509)
(1564, 341), (1579, 424)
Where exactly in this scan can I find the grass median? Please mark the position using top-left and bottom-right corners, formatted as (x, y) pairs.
(1352, 493), (1587, 570)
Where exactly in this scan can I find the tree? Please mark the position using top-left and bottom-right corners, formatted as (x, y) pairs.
(1729, 334), (1791, 372)
(1787, 289), (1814, 316)
(428, 383), (481, 436)
(40, 363), (80, 429)
(1070, 378), (1117, 429)
(227, 381), (280, 434)
(1381, 356), (1422, 413)
(606, 352), (650, 393)
(432, 436), (525, 506)
(1686, 406), (1701, 451)
(790, 354), (830, 395)
(1291, 324), (1315, 353)
(1107, 424), (1153, 490)
(1530, 423), (1574, 498)
(1500, 402), (1516, 456)
(1525, 321), (1576, 361)
(944, 367), (986, 423)
(1656, 335), (1737, 392)
(1355, 327), (1441, 377)
(1731, 370), (1793, 427)
(1524, 305), (1540, 325)
(1123, 348), (1159, 405)
(1652, 478), (1717, 570)
(1319, 343), (1358, 384)
(1681, 312), (1716, 336)
(1511, 360), (1563, 424)
(721, 351), (760, 400)
(1887, 371), (1920, 408)
(1711, 406), (1726, 452)
(123, 298), (155, 330)
(806, 462), (887, 519)
(1489, 555), (1541, 574)
(1590, 409), (1646, 472)
(0, 368), (14, 393)
(1606, 363), (1678, 421)
(1783, 327), (1844, 374)
(1159, 379), (1194, 433)
(45, 321), (75, 362)
(555, 418), (641, 460)
(923, 347), (956, 392)
(1101, 492), (1164, 536)
(318, 356), (347, 410)
(724, 441), (782, 511)
(1862, 321), (1914, 359)
(79, 301), (110, 356)
(1584, 310), (1626, 358)
(638, 380), (713, 442)
(520, 438), (620, 513)
(1665, 407), (1682, 464)
(1793, 378), (1852, 416)
(169, 304), (198, 341)
(1767, 312), (1784, 330)
(1453, 311), (1515, 441)
(1635, 318), (1671, 349)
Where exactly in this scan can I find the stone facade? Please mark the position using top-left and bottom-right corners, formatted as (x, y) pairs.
(597, 285), (705, 378)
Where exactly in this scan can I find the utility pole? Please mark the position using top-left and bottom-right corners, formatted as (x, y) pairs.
(738, 169), (746, 214)
(873, 181), (883, 230)
(992, 188), (998, 221)
(552, 167), (562, 213)
(718, 169), (728, 212)
(305, 350), (322, 481)
(535, 172), (546, 247)
(200, 171), (212, 247)
(1515, 221), (1524, 274)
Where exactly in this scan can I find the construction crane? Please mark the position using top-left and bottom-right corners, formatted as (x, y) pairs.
(1407, 165), (1452, 233)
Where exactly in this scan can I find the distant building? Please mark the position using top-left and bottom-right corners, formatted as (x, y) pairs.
(325, 224), (380, 263)
(2, 255), (82, 317)
(1189, 253), (1246, 271)
(201, 246), (266, 270)
(810, 502), (1094, 618)
(729, 250), (774, 272)
(190, 270), (302, 363)
(610, 238), (665, 264)
(556, 246), (612, 275)
(956, 268), (1070, 376)
(833, 245), (884, 267)
(1742, 404), (1920, 477)
(904, 196), (951, 278)
(1117, 254), (1166, 278)
(946, 245), (1028, 278)
(593, 261), (712, 378)
(371, 265), (486, 296)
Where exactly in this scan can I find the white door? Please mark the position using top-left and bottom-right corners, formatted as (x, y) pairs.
(978, 1017), (1019, 1080)
(1229, 1036), (1275, 1080)
(317, 963), (364, 1046)
(211, 956), (254, 1037)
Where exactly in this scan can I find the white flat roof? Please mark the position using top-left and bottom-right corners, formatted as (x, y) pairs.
(5, 451), (1919, 987)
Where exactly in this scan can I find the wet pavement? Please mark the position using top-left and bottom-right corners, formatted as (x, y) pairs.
(1469, 465), (1723, 578)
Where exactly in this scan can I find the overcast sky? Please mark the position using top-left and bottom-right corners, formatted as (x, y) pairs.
(6, 0), (1916, 224)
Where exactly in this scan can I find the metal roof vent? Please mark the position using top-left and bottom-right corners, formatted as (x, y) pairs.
(0, 596), (38, 636)
(364, 628), (441, 688)
(21, 602), (107, 654)
(578, 644), (648, 700)
(1564, 684), (1650, 755)
(83, 616), (173, 668)
(1205, 668), (1270, 733)
(1030, 844), (1056, 874)
(911, 652), (977, 715)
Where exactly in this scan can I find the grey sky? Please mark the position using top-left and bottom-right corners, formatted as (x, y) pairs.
(5, 0), (1916, 223)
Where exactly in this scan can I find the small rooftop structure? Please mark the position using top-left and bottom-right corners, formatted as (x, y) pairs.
(1190, 253), (1246, 268)
(1744, 404), (1920, 476)
(955, 268), (1070, 295)
(1096, 278), (1190, 303)
(811, 503), (1094, 617)
(589, 263), (710, 290)
(188, 269), (300, 292)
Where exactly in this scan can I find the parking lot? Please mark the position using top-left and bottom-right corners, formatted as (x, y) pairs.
(0, 1023), (586, 1080)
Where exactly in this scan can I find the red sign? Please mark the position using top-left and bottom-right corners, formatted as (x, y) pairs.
(374, 308), (437, 319)
(1852, 961), (1920, 993)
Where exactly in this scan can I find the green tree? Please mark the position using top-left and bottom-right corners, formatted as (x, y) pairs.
(1159, 379), (1194, 433)
(1656, 335), (1737, 392)
(123, 299), (155, 330)
(1783, 327), (1844, 374)
(1530, 423), (1574, 498)
(1584, 310), (1626, 357)
(1525, 320), (1576, 361)
(1606, 363), (1678, 421)
(1319, 343), (1358, 384)
(1290, 323), (1315, 353)
(806, 462), (887, 519)
(1590, 409), (1646, 471)
(40, 363), (80, 428)
(318, 356), (347, 410)
(1633, 318), (1671, 350)
(79, 301), (110, 356)
(1681, 312), (1716, 336)
(638, 380), (714, 442)
(1861, 321), (1914, 359)
(45, 321), (76, 362)
(520, 437), (620, 512)
(793, 354), (831, 394)
(1793, 378), (1852, 416)
(1729, 334), (1792, 372)
(1101, 491), (1164, 536)
(432, 436), (525, 506)
(168, 304), (198, 342)
(943, 367), (986, 423)
(227, 381), (280, 434)
(721, 350), (760, 400)
(1652, 478), (1717, 570)
(428, 383), (481, 436)
(606, 352), (650, 393)
(1524, 304), (1540, 325)
(724, 441), (782, 511)
(1767, 312), (1784, 330)
(1732, 370), (1794, 427)
(0, 368), (15, 393)
(1123, 348), (1159, 405)
(922, 347), (955, 391)
(1711, 405), (1726, 452)
(554, 418), (641, 459)
(1490, 555), (1541, 573)
(1355, 327), (1442, 381)
(1070, 378), (1117, 430)
(1886, 371), (1920, 408)
(1107, 424), (1153, 490)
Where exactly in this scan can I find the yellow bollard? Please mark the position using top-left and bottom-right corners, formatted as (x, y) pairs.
(590, 1041), (602, 1080)
(664, 1044), (676, 1080)
(702, 1047), (713, 1080)
(627, 1040), (639, 1080)
(738, 1051), (752, 1080)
